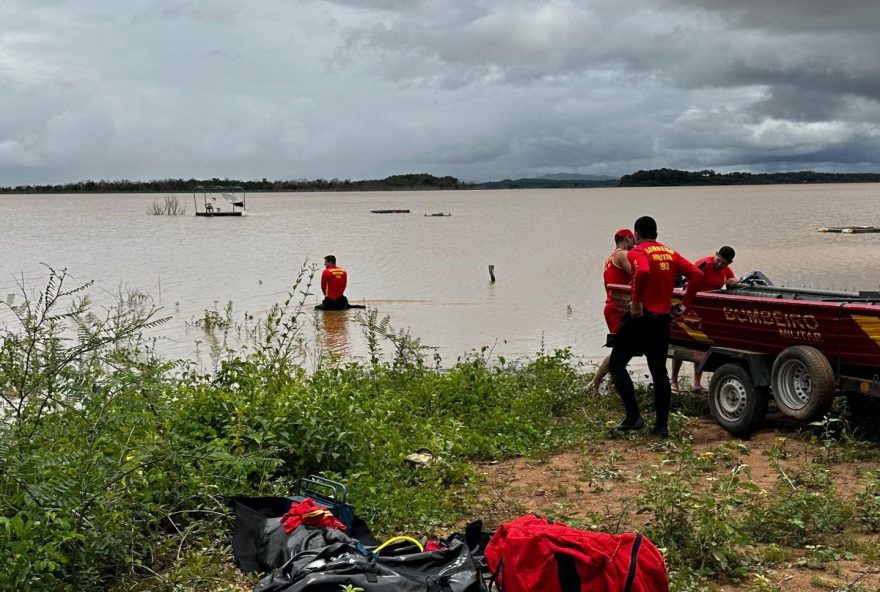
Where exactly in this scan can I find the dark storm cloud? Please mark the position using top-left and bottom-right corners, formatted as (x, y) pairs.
(0, 0), (879, 184)
(749, 86), (848, 122)
(664, 0), (880, 33)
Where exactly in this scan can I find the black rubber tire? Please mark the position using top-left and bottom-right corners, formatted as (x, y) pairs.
(708, 363), (769, 436)
(770, 345), (836, 421)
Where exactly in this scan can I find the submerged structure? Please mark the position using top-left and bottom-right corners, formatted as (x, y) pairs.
(193, 186), (246, 217)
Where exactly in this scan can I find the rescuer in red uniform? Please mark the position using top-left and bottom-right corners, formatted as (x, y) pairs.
(589, 228), (635, 391)
(609, 216), (703, 437)
(671, 246), (738, 392)
(320, 255), (349, 310)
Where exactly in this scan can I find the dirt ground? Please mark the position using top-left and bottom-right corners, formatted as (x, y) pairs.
(476, 417), (880, 591)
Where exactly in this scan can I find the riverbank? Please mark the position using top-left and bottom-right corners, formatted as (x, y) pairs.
(476, 412), (880, 592)
(1, 271), (878, 592)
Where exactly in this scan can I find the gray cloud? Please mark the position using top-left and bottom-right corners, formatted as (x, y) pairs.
(663, 0), (880, 33)
(0, 0), (878, 185)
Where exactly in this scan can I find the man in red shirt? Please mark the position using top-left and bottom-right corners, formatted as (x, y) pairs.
(672, 246), (738, 392)
(320, 255), (349, 310)
(589, 228), (634, 391)
(609, 216), (703, 437)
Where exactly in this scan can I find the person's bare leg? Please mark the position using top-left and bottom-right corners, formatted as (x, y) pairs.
(670, 358), (683, 392)
(590, 355), (611, 390)
(692, 365), (705, 391)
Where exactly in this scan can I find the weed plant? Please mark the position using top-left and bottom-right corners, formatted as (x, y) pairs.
(638, 441), (759, 580)
(0, 267), (590, 590)
(146, 195), (186, 216)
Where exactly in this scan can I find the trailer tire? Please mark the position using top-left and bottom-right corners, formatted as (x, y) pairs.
(708, 363), (768, 436)
(770, 345), (835, 421)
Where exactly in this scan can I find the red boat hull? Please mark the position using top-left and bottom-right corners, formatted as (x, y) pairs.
(608, 284), (880, 377)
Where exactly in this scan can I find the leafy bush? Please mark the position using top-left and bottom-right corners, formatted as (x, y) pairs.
(638, 443), (759, 580)
(746, 464), (853, 546)
(0, 268), (593, 589)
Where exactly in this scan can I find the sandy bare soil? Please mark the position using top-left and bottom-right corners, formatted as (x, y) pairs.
(476, 417), (880, 592)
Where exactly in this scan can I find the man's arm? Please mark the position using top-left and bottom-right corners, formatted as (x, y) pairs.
(680, 256), (705, 306)
(723, 266), (738, 288)
(612, 249), (632, 275)
(320, 269), (329, 296)
(629, 249), (650, 316)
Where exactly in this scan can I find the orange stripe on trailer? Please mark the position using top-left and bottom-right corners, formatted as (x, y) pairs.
(851, 314), (880, 348)
(676, 321), (713, 344)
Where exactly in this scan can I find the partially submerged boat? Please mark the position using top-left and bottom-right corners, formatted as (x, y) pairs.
(193, 186), (246, 217)
(608, 273), (880, 434)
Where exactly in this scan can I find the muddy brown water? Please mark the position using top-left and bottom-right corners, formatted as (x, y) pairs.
(2, 184), (878, 366)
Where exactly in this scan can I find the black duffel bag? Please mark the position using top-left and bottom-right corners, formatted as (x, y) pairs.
(254, 538), (484, 592)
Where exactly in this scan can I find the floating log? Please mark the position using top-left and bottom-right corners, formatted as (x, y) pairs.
(424, 212), (452, 217)
(371, 209), (410, 214)
(817, 226), (880, 234)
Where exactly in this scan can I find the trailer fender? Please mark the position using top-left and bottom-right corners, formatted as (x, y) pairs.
(698, 348), (773, 387)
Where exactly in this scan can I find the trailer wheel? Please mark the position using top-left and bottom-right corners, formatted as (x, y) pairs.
(708, 363), (768, 436)
(770, 346), (835, 421)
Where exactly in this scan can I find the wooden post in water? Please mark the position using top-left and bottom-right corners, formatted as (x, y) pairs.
(488, 265), (496, 283)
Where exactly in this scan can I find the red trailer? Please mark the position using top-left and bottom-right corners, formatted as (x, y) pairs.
(608, 276), (880, 435)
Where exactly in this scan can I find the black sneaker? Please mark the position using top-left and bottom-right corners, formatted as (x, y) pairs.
(651, 425), (670, 438)
(615, 417), (645, 431)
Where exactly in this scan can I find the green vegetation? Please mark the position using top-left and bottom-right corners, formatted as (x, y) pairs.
(476, 177), (618, 189)
(1, 267), (878, 591)
(0, 173), (468, 194)
(619, 168), (880, 186)
(6, 168), (880, 194)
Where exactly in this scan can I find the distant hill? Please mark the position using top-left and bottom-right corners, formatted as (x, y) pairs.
(619, 168), (880, 186)
(535, 173), (618, 181)
(475, 176), (619, 189)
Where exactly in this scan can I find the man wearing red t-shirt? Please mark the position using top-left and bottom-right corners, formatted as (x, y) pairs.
(672, 246), (738, 392)
(589, 228), (634, 391)
(320, 255), (349, 310)
(609, 216), (703, 437)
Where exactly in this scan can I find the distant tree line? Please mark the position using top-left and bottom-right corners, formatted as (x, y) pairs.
(619, 168), (880, 187)
(0, 173), (470, 194)
(475, 178), (618, 189)
(4, 168), (880, 193)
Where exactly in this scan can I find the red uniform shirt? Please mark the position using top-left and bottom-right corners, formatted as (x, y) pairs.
(685, 255), (735, 295)
(321, 265), (347, 300)
(628, 241), (702, 315)
(603, 248), (631, 304)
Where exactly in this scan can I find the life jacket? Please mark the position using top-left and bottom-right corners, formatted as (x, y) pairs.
(484, 514), (668, 592)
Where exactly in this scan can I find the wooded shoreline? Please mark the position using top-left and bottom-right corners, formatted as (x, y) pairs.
(3, 169), (880, 194)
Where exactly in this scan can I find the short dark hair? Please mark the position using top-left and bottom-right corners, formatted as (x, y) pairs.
(634, 216), (657, 240)
(324, 255), (336, 264)
(718, 246), (735, 262)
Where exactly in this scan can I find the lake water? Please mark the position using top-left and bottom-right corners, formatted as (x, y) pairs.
(2, 184), (879, 368)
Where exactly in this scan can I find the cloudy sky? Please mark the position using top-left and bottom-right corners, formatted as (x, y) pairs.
(2, 0), (879, 185)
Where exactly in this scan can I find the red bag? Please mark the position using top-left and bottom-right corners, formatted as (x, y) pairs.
(484, 515), (668, 592)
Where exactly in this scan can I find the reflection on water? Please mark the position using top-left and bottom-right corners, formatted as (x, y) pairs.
(1, 184), (879, 366)
(318, 310), (351, 359)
